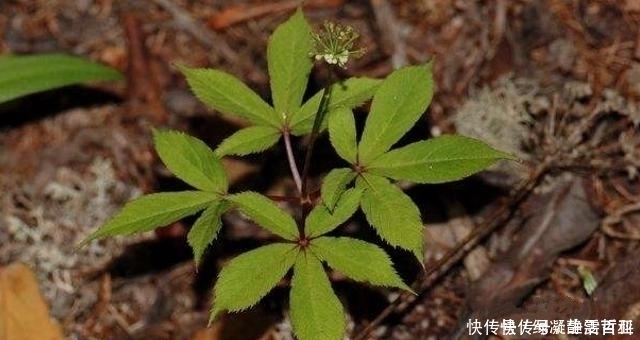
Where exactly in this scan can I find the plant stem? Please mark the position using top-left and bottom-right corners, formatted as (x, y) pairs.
(300, 69), (333, 200)
(283, 129), (303, 194)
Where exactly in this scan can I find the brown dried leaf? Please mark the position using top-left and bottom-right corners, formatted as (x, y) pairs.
(0, 263), (63, 340)
(589, 248), (640, 322)
(466, 176), (599, 322)
(498, 246), (640, 336)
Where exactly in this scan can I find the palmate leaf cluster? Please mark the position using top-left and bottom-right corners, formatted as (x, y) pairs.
(80, 9), (515, 340)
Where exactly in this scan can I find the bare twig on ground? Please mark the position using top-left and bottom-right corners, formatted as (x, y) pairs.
(369, 0), (407, 69)
(151, 0), (238, 62)
(207, 0), (344, 30)
(122, 13), (168, 124)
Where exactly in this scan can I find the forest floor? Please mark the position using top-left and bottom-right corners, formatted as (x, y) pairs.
(1, 1), (640, 339)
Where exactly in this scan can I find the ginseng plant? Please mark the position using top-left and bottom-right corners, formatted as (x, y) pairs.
(80, 9), (515, 340)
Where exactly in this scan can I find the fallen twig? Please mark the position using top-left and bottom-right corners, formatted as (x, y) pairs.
(207, 0), (344, 30)
(368, 0), (407, 69)
(151, 0), (238, 62)
(122, 13), (168, 124)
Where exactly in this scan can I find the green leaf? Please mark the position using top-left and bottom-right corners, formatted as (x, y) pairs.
(153, 129), (228, 193)
(187, 200), (230, 266)
(267, 9), (313, 122)
(0, 53), (123, 104)
(358, 64), (434, 164)
(80, 191), (215, 246)
(368, 135), (517, 183)
(320, 168), (356, 211)
(290, 252), (345, 340)
(215, 125), (281, 156)
(328, 107), (358, 163)
(306, 188), (362, 238)
(578, 265), (597, 296)
(211, 243), (298, 319)
(290, 77), (381, 135)
(357, 174), (424, 262)
(311, 237), (411, 291)
(227, 192), (298, 240)
(176, 64), (279, 127)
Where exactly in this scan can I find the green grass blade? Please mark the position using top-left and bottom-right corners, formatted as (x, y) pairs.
(0, 53), (122, 104)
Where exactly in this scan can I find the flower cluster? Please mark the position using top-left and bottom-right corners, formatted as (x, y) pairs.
(311, 21), (365, 68)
